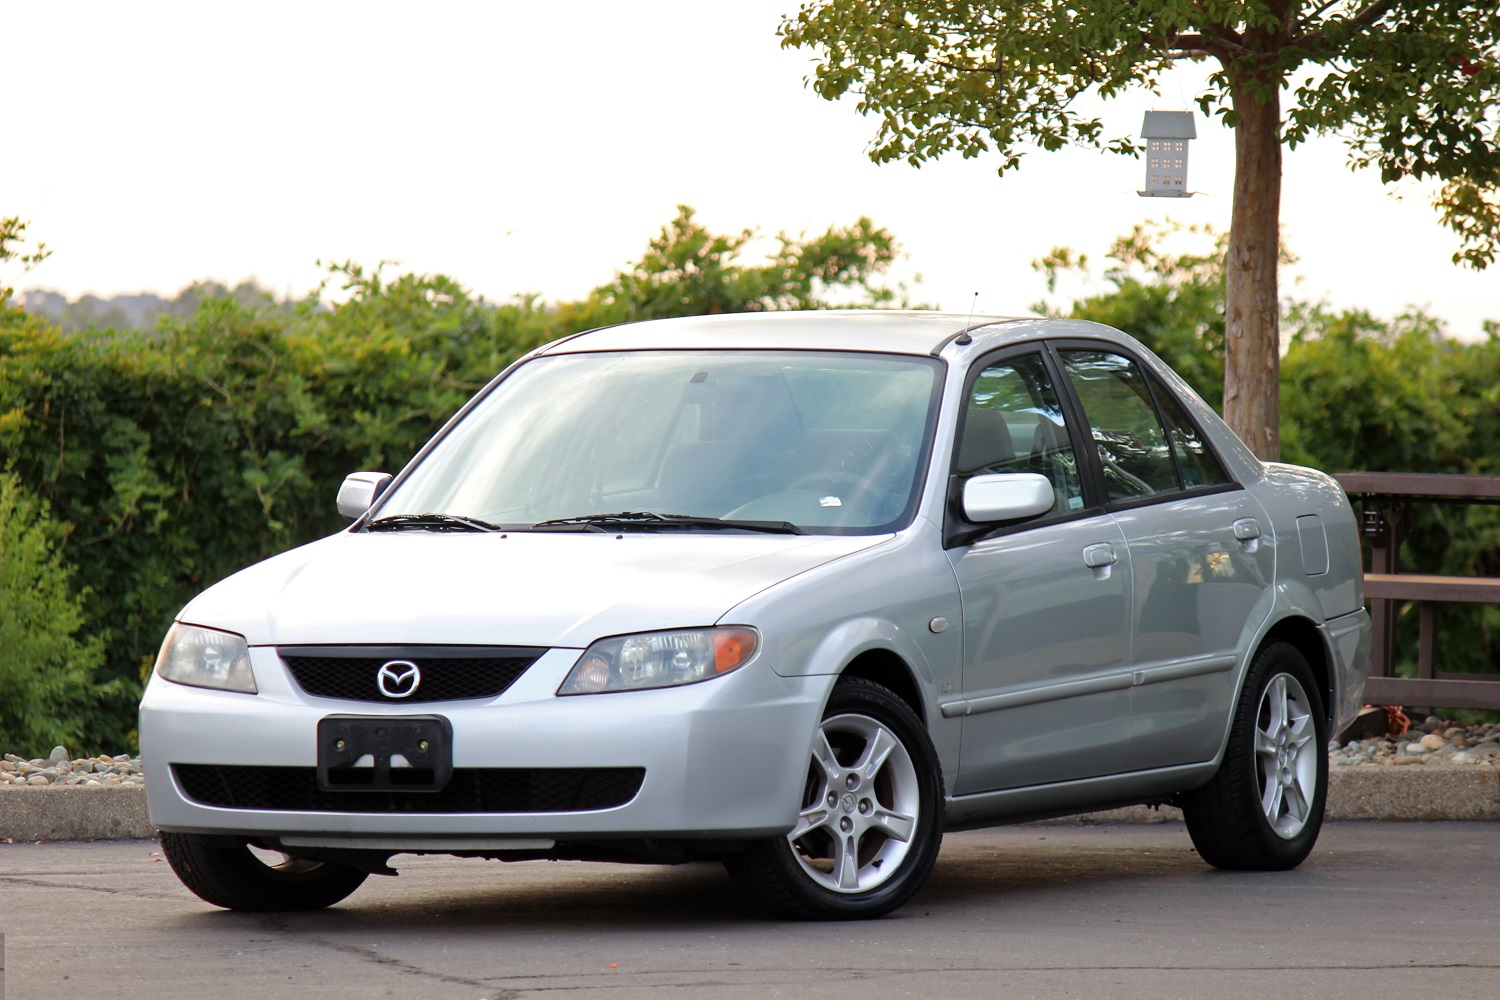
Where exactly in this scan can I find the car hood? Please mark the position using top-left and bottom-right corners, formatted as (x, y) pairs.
(178, 529), (889, 648)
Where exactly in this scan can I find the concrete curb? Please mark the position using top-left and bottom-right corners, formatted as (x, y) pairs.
(0, 786), (155, 841)
(2, 766), (1498, 842)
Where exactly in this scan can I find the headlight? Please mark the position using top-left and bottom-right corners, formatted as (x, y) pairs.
(558, 627), (758, 695)
(154, 623), (258, 694)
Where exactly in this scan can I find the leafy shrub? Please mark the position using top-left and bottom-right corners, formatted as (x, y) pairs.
(0, 472), (109, 755)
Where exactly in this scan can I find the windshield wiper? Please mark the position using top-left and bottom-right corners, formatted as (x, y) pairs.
(364, 513), (504, 533)
(532, 511), (801, 534)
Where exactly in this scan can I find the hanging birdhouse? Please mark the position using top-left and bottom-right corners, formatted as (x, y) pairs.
(1138, 110), (1196, 198)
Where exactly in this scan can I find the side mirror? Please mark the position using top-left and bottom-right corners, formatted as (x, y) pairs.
(962, 473), (1054, 523)
(336, 472), (393, 519)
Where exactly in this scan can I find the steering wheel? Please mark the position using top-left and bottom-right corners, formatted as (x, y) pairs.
(788, 470), (873, 494)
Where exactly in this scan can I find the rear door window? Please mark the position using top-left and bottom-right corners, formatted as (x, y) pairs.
(1058, 350), (1180, 502)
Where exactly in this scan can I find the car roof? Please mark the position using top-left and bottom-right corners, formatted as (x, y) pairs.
(536, 310), (1045, 357)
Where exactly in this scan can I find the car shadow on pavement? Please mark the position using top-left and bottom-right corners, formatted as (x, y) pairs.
(169, 859), (766, 933)
(155, 823), (1266, 932)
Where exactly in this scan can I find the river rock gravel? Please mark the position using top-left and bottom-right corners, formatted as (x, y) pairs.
(1329, 717), (1500, 768)
(0, 747), (144, 786)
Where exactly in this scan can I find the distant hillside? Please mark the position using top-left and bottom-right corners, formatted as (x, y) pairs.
(16, 281), (297, 332)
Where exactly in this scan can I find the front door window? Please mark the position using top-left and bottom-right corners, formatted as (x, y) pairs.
(958, 353), (1083, 516)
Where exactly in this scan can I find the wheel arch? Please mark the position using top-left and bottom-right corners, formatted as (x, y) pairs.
(839, 647), (925, 721)
(1258, 615), (1334, 727)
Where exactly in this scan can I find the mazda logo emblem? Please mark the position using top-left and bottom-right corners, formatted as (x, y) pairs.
(376, 660), (421, 699)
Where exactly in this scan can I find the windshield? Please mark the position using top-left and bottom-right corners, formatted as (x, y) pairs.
(373, 350), (944, 534)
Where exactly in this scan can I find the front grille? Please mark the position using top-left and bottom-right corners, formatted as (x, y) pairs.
(174, 764), (645, 814)
(279, 645), (544, 703)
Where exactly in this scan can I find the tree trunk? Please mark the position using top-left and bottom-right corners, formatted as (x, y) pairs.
(1222, 80), (1283, 462)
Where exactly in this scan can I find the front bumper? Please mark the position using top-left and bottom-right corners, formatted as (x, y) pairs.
(140, 646), (831, 844)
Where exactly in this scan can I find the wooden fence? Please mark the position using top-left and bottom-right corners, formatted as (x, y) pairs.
(1336, 473), (1500, 710)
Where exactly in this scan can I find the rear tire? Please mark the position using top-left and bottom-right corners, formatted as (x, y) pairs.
(725, 677), (944, 919)
(1180, 642), (1328, 871)
(160, 832), (368, 911)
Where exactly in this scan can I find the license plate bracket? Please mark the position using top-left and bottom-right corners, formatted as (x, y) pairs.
(316, 715), (453, 792)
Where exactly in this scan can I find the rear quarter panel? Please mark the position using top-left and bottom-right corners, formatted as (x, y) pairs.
(1255, 463), (1364, 622)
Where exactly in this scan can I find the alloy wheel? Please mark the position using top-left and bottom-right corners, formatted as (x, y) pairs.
(1255, 672), (1318, 840)
(787, 712), (921, 894)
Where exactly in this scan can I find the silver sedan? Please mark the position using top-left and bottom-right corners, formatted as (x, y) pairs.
(139, 312), (1370, 919)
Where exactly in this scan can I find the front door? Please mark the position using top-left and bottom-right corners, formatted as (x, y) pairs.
(944, 351), (1134, 794)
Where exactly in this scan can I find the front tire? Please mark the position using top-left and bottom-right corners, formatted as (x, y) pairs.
(160, 832), (369, 911)
(726, 677), (944, 919)
(1180, 642), (1328, 870)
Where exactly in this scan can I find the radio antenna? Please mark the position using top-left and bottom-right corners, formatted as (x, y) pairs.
(957, 291), (979, 345)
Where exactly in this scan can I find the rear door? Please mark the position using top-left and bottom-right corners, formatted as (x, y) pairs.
(1055, 348), (1274, 769)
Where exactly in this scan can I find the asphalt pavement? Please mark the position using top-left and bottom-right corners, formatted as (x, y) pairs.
(2, 821), (1497, 999)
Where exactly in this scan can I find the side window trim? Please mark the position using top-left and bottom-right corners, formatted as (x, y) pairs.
(1106, 481), (1245, 513)
(1142, 366), (1238, 494)
(1138, 370), (1188, 491)
(1037, 343), (1110, 510)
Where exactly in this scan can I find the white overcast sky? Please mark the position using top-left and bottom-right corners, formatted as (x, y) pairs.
(6, 1), (1496, 338)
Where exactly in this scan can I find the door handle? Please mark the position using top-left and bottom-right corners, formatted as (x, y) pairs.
(1233, 518), (1262, 541)
(1083, 543), (1118, 568)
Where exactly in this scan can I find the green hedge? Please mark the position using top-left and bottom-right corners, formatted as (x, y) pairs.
(5, 212), (1497, 749)
(0, 208), (908, 750)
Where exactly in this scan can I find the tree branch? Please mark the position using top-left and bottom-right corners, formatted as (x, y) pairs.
(1302, 0), (1341, 21)
(1167, 48), (1219, 61)
(1190, 2), (1247, 49)
(1293, 0), (1396, 51)
(927, 56), (1000, 74)
(1168, 30), (1245, 60)
(1288, 0), (1340, 43)
(1349, 0), (1397, 29)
